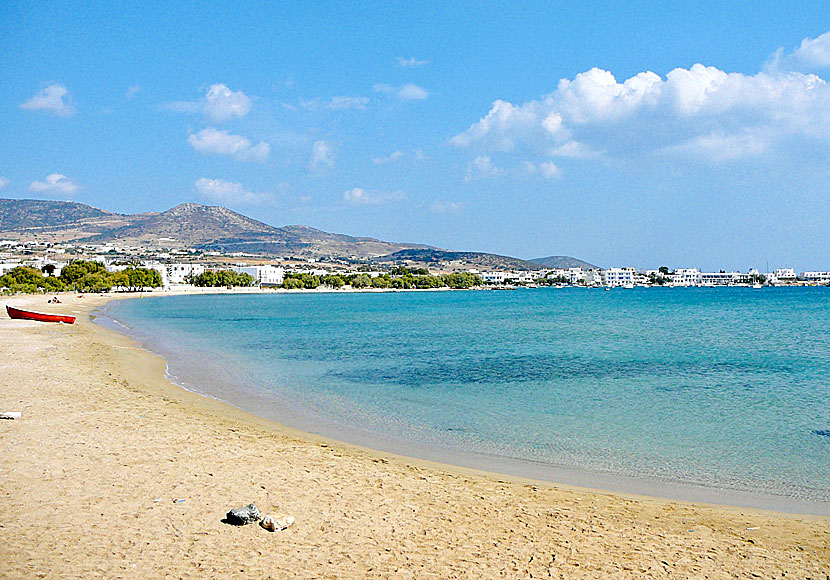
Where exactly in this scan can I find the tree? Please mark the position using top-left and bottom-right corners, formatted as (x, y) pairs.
(658, 266), (671, 275)
(371, 275), (391, 288)
(320, 274), (345, 288)
(351, 274), (372, 288)
(442, 272), (482, 289)
(189, 270), (254, 287)
(60, 260), (108, 287)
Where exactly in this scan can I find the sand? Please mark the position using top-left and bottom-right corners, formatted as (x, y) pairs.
(0, 292), (828, 579)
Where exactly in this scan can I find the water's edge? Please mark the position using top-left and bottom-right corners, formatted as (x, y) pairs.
(92, 295), (830, 517)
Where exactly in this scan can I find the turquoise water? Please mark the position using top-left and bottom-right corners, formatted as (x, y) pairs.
(99, 288), (830, 512)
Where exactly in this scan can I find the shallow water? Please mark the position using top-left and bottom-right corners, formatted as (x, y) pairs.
(98, 287), (830, 513)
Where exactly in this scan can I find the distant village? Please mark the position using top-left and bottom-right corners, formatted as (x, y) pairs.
(1, 238), (829, 290)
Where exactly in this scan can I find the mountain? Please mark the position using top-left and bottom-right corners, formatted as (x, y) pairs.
(529, 255), (599, 269)
(0, 198), (131, 241)
(0, 199), (431, 260)
(1, 198), (572, 269)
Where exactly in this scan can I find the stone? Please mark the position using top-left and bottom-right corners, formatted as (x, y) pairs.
(260, 513), (294, 532)
(226, 503), (261, 525)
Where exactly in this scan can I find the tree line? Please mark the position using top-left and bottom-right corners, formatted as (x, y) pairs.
(280, 270), (482, 290)
(0, 260), (162, 294)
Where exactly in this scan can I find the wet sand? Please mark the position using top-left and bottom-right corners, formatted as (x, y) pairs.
(1, 292), (828, 579)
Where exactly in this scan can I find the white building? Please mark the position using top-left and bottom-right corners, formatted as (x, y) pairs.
(0, 262), (23, 275)
(479, 271), (512, 284)
(802, 271), (830, 284)
(601, 267), (636, 287)
(163, 263), (206, 285)
(671, 268), (702, 287)
(233, 265), (285, 286)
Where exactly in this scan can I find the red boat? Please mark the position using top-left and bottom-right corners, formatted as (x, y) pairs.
(6, 305), (76, 324)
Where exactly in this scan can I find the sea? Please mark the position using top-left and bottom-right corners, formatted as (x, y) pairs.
(95, 287), (830, 514)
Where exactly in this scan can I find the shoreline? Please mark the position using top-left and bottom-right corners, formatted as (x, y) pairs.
(96, 289), (830, 517)
(2, 290), (828, 578)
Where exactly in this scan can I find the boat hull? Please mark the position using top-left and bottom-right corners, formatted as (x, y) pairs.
(6, 305), (76, 324)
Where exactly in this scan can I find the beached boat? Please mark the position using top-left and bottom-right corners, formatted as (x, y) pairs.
(6, 305), (76, 324)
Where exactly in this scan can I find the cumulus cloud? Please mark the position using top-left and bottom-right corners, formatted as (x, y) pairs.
(430, 201), (463, 214)
(397, 56), (428, 68)
(167, 83), (252, 122)
(308, 140), (336, 172)
(0, 177), (9, 190)
(373, 150), (404, 164)
(187, 127), (270, 162)
(465, 156), (504, 181)
(789, 31), (830, 68)
(452, 62), (830, 164)
(20, 84), (76, 117)
(29, 174), (80, 196)
(194, 178), (274, 205)
(343, 187), (406, 205)
(374, 83), (429, 101)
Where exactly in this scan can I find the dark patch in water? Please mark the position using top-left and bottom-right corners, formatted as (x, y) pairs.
(813, 429), (830, 437)
(325, 353), (786, 389)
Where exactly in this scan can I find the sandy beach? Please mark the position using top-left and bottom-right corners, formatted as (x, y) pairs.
(1, 292), (828, 579)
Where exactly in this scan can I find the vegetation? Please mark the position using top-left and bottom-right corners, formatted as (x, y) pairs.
(279, 270), (482, 290)
(187, 270), (255, 287)
(0, 259), (162, 294)
(0, 266), (65, 293)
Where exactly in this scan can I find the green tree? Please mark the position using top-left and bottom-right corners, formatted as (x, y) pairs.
(351, 274), (372, 288)
(320, 274), (345, 288)
(371, 275), (391, 288)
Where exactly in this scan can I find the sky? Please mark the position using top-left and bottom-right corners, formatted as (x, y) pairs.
(1, 1), (829, 271)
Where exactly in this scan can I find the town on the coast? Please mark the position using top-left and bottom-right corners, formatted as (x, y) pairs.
(1, 237), (828, 293)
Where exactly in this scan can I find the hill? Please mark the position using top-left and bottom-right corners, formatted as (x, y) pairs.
(0, 199), (431, 260)
(377, 249), (543, 271)
(1, 198), (573, 269)
(529, 255), (599, 270)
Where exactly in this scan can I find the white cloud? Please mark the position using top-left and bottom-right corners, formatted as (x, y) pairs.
(521, 160), (561, 179)
(373, 150), (404, 164)
(465, 156), (504, 181)
(125, 85), (141, 98)
(430, 201), (463, 214)
(29, 174), (80, 196)
(167, 83), (252, 122)
(20, 84), (76, 117)
(194, 178), (273, 205)
(0, 177), (9, 190)
(413, 148), (429, 161)
(397, 56), (428, 68)
(660, 130), (771, 162)
(187, 127), (270, 162)
(374, 83), (429, 101)
(539, 161), (561, 179)
(398, 84), (429, 101)
(301, 96), (370, 111)
(790, 31), (830, 68)
(343, 187), (406, 205)
(452, 62), (830, 164)
(309, 140), (335, 172)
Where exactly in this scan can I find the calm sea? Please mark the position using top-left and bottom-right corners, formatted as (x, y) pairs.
(97, 287), (830, 513)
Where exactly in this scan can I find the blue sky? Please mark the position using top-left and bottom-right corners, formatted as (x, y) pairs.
(2, 2), (829, 270)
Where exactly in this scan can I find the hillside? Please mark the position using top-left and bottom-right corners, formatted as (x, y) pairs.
(0, 198), (573, 268)
(0, 198), (131, 241)
(529, 255), (599, 270)
(0, 199), (430, 259)
(377, 249), (543, 271)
